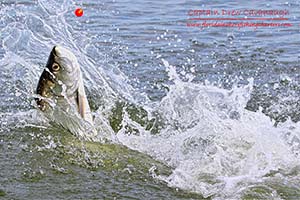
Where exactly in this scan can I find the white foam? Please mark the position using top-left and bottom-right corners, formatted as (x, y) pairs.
(116, 60), (300, 199)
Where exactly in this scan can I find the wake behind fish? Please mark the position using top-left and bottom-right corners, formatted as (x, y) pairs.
(115, 60), (300, 199)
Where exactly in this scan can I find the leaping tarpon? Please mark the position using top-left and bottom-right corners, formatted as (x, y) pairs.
(35, 46), (96, 140)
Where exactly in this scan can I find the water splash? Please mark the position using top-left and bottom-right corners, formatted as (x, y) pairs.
(116, 60), (300, 199)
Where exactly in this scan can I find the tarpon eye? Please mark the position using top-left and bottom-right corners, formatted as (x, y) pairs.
(52, 63), (60, 72)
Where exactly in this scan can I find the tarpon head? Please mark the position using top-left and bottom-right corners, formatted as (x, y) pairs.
(46, 45), (81, 96)
(36, 46), (94, 126)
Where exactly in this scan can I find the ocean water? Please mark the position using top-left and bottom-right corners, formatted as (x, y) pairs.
(1, 0), (300, 199)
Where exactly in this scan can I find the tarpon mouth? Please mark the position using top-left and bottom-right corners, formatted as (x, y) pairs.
(52, 46), (58, 57)
(53, 45), (77, 60)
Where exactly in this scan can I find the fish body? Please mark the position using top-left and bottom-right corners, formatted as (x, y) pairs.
(36, 46), (96, 139)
